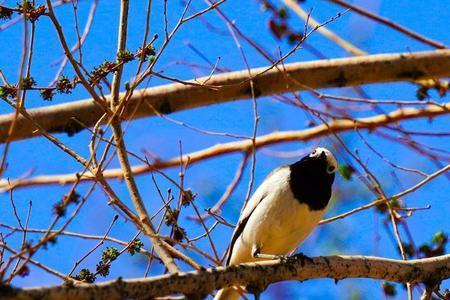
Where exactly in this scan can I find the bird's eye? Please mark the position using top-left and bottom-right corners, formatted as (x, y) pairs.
(311, 150), (317, 156)
(327, 166), (336, 173)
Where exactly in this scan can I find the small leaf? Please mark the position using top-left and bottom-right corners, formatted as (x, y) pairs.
(432, 231), (447, 244)
(75, 268), (96, 283)
(17, 265), (30, 277)
(52, 202), (66, 217)
(338, 164), (355, 180)
(63, 191), (81, 204)
(382, 282), (396, 297)
(389, 198), (401, 209)
(416, 86), (429, 100)
(128, 239), (144, 256)
(56, 76), (73, 94)
(0, 6), (14, 20)
(278, 7), (288, 19)
(102, 247), (119, 262)
(164, 208), (179, 226)
(96, 261), (110, 277)
(401, 242), (415, 258)
(418, 244), (432, 257)
(20, 76), (36, 89)
(173, 225), (186, 242)
(117, 49), (135, 63)
(40, 89), (54, 101)
(181, 189), (195, 207)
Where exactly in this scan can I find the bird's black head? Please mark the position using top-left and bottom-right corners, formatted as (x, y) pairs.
(289, 147), (338, 211)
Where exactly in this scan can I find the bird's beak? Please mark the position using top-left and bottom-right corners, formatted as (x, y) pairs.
(319, 151), (326, 160)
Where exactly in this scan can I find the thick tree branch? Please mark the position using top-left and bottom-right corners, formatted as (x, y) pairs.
(0, 50), (449, 142)
(2, 102), (449, 191)
(3, 254), (449, 300)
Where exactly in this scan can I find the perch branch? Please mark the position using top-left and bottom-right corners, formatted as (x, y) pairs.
(4, 254), (450, 300)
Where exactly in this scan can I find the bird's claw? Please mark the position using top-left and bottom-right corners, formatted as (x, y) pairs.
(275, 255), (290, 263)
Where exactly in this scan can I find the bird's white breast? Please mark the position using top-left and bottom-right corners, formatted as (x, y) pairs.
(229, 167), (326, 264)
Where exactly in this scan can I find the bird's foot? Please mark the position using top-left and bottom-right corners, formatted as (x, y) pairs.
(252, 246), (285, 261)
(252, 246), (299, 263)
(277, 254), (296, 263)
(253, 252), (281, 261)
(254, 252), (294, 263)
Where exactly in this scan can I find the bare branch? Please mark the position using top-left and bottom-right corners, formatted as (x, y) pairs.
(4, 254), (450, 300)
(0, 49), (449, 142)
(2, 102), (448, 191)
(325, 0), (447, 49)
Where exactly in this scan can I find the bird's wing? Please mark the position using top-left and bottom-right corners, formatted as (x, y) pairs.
(225, 166), (287, 265)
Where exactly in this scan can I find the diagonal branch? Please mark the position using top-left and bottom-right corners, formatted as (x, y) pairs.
(109, 0), (179, 273)
(4, 254), (450, 300)
(325, 0), (447, 49)
(2, 102), (449, 191)
(0, 49), (449, 142)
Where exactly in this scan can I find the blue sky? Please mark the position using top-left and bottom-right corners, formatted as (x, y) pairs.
(0, 0), (449, 299)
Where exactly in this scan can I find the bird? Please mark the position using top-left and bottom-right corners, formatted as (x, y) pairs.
(214, 147), (338, 300)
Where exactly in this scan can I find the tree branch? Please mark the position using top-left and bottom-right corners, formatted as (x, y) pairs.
(2, 102), (449, 191)
(107, 0), (179, 273)
(325, 0), (447, 49)
(4, 254), (449, 300)
(0, 49), (449, 142)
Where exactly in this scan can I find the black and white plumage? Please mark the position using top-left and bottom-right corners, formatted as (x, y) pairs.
(214, 147), (338, 300)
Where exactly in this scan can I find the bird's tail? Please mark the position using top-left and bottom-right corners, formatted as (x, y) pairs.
(213, 287), (242, 300)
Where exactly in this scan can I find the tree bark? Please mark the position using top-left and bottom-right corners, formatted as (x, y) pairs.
(3, 254), (449, 300)
(2, 102), (448, 191)
(0, 49), (449, 143)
